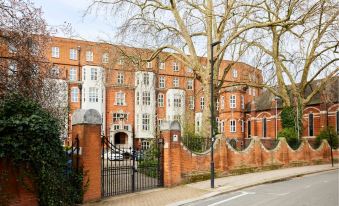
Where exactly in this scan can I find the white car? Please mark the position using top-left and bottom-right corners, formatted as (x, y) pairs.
(103, 152), (124, 161)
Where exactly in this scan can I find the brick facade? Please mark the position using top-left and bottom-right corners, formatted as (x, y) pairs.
(44, 36), (263, 147)
(160, 123), (339, 186)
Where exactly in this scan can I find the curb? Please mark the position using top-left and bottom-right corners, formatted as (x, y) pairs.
(169, 167), (338, 206)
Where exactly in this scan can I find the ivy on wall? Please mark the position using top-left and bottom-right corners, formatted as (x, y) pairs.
(0, 94), (84, 206)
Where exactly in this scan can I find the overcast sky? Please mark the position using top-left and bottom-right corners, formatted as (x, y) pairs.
(33, 0), (115, 41)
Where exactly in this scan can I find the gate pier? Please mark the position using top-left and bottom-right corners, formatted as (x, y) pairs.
(72, 109), (102, 203)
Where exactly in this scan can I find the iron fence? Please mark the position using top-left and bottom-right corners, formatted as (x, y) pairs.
(260, 139), (280, 150)
(227, 138), (252, 151)
(306, 138), (321, 150)
(181, 136), (211, 153)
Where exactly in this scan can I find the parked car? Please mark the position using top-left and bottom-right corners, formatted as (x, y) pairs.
(102, 152), (124, 161)
(134, 151), (145, 161)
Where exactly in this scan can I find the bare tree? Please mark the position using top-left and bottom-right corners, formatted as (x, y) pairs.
(86, 0), (289, 136)
(0, 0), (50, 99)
(0, 0), (68, 137)
(243, 0), (338, 108)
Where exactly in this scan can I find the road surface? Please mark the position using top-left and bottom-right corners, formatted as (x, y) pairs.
(184, 170), (339, 206)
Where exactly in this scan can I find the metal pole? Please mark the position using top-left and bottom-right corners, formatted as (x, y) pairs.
(326, 102), (334, 167)
(276, 99), (278, 140)
(210, 43), (215, 189)
(210, 41), (221, 189)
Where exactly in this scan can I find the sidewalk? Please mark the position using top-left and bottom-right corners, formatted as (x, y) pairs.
(85, 164), (338, 206)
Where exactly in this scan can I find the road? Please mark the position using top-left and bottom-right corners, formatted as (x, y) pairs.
(184, 170), (339, 206)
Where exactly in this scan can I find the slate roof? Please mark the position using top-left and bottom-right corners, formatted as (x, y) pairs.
(246, 77), (339, 112)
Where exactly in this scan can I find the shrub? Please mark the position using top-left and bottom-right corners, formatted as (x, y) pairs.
(278, 127), (300, 149)
(281, 107), (296, 128)
(0, 94), (84, 205)
(138, 142), (159, 178)
(316, 127), (339, 149)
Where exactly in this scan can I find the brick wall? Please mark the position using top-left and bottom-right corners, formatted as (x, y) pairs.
(0, 160), (38, 206)
(161, 123), (339, 187)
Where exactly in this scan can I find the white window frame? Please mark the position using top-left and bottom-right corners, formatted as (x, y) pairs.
(189, 96), (194, 110)
(52, 47), (60, 58)
(90, 68), (98, 80)
(69, 67), (77, 81)
(142, 91), (151, 105)
(230, 95), (236, 108)
(173, 77), (179, 87)
(117, 72), (124, 84)
(70, 48), (77, 60)
(221, 121), (225, 133)
(71, 87), (79, 102)
(221, 96), (225, 110)
(174, 95), (182, 107)
(142, 140), (150, 150)
(200, 97), (204, 110)
(115, 92), (126, 106)
(241, 120), (245, 132)
(118, 57), (124, 65)
(143, 73), (150, 85)
(230, 120), (236, 133)
(83, 68), (86, 81)
(232, 68), (238, 78)
(160, 62), (165, 70)
(216, 99), (219, 111)
(102, 53), (109, 63)
(173, 62), (179, 72)
(142, 113), (150, 131)
(159, 76), (165, 88)
(241, 95), (245, 109)
(136, 92), (140, 105)
(187, 79), (193, 90)
(86, 51), (93, 62)
(158, 93), (164, 107)
(89, 87), (99, 102)
(146, 61), (152, 68)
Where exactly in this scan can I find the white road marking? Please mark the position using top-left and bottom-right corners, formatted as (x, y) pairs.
(207, 191), (256, 206)
(267, 192), (290, 196)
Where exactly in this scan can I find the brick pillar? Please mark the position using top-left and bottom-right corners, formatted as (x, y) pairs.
(279, 138), (290, 165)
(218, 137), (228, 172)
(253, 136), (263, 167)
(160, 121), (182, 187)
(72, 109), (102, 203)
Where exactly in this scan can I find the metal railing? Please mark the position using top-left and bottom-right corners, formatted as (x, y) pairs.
(181, 136), (211, 153)
(260, 139), (280, 150)
(227, 138), (253, 151)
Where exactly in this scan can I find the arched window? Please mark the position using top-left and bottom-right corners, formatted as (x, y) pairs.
(247, 120), (251, 138)
(309, 113), (314, 136)
(262, 118), (267, 137)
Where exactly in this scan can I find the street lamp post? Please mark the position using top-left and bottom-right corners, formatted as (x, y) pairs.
(210, 41), (221, 189)
(275, 97), (280, 140)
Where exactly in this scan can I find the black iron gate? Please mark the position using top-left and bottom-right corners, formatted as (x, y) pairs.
(101, 136), (163, 197)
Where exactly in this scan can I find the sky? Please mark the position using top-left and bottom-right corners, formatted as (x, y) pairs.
(33, 0), (116, 41)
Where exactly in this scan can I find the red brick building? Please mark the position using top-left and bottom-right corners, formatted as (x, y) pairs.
(43, 37), (265, 148)
(244, 79), (339, 140)
(3, 36), (338, 148)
